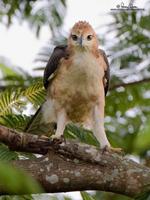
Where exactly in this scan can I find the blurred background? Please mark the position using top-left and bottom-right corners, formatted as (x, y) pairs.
(0, 0), (150, 199)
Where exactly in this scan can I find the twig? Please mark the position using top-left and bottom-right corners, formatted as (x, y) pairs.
(110, 78), (150, 90)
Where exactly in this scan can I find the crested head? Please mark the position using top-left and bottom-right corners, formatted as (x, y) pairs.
(71, 21), (93, 33)
(68, 21), (99, 51)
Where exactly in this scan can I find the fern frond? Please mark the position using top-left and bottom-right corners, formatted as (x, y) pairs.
(0, 63), (18, 76)
(65, 124), (99, 147)
(0, 114), (29, 130)
(81, 191), (96, 200)
(23, 82), (46, 107)
(0, 89), (25, 116)
(0, 82), (45, 117)
(0, 144), (18, 161)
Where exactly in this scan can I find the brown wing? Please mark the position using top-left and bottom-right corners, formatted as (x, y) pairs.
(99, 49), (110, 96)
(25, 45), (68, 134)
(43, 45), (68, 89)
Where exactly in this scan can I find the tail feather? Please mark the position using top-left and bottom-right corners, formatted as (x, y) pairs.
(24, 106), (56, 136)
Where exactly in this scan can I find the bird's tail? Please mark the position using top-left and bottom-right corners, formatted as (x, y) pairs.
(24, 105), (56, 136)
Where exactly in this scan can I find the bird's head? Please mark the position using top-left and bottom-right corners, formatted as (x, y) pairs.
(68, 21), (99, 52)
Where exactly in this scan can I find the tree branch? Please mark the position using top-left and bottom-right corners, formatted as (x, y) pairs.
(0, 125), (150, 197)
(110, 78), (150, 90)
(0, 125), (52, 154)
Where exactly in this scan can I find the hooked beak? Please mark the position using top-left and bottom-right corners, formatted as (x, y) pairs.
(78, 36), (83, 47)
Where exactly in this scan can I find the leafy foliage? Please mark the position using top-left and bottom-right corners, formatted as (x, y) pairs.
(24, 82), (46, 107)
(65, 124), (100, 147)
(135, 192), (150, 200)
(0, 61), (43, 90)
(81, 192), (96, 200)
(0, 88), (26, 116)
(0, 144), (18, 161)
(0, 114), (30, 130)
(0, 162), (43, 194)
(0, 0), (66, 36)
(0, 195), (33, 200)
(0, 83), (45, 127)
(100, 6), (150, 157)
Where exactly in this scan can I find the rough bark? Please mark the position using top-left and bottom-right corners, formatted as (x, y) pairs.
(0, 125), (150, 198)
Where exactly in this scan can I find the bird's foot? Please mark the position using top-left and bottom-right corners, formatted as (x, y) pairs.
(102, 145), (124, 155)
(51, 134), (65, 144)
(51, 133), (62, 140)
(39, 135), (49, 140)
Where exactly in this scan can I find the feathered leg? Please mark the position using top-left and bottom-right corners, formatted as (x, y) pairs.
(92, 84), (110, 148)
(93, 104), (110, 148)
(92, 86), (122, 153)
(51, 109), (67, 139)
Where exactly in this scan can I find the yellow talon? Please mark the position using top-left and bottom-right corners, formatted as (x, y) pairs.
(102, 145), (124, 155)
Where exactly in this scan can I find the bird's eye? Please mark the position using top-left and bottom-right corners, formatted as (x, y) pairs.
(87, 35), (93, 40)
(71, 34), (78, 41)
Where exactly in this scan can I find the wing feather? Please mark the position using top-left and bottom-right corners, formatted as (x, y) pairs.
(43, 45), (68, 89)
(99, 49), (110, 96)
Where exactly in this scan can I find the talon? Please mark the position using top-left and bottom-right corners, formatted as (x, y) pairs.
(39, 135), (49, 140)
(60, 135), (66, 143)
(51, 134), (65, 145)
(102, 145), (124, 155)
(51, 134), (62, 140)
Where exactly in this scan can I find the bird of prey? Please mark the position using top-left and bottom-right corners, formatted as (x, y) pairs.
(26, 21), (111, 149)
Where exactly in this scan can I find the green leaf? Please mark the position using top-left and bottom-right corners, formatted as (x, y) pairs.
(81, 192), (96, 200)
(24, 82), (45, 107)
(0, 88), (25, 116)
(64, 196), (72, 200)
(135, 192), (150, 200)
(134, 119), (150, 155)
(0, 63), (17, 76)
(0, 0), (67, 36)
(0, 195), (33, 200)
(140, 16), (150, 30)
(0, 144), (18, 161)
(65, 124), (100, 147)
(0, 114), (29, 130)
(0, 162), (43, 194)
